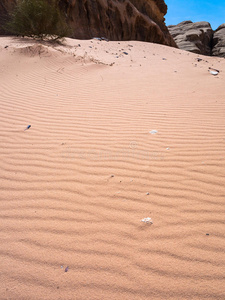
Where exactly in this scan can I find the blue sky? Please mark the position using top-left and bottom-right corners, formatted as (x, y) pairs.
(165, 0), (225, 30)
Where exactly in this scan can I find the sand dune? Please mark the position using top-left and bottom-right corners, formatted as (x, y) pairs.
(0, 36), (225, 300)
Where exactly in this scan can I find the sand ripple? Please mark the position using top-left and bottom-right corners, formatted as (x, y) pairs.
(0, 37), (225, 299)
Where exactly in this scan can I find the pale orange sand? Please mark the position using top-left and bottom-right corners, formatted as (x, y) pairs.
(0, 36), (225, 300)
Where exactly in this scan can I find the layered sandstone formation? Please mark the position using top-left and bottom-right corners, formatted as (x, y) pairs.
(168, 21), (225, 57)
(212, 24), (225, 57)
(168, 21), (213, 55)
(0, 0), (176, 47)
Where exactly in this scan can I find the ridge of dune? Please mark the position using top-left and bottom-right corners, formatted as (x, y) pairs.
(0, 36), (225, 300)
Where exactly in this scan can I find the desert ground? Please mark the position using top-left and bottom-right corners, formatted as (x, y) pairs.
(0, 36), (224, 299)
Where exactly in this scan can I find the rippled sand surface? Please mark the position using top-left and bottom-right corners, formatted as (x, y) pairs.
(0, 37), (225, 299)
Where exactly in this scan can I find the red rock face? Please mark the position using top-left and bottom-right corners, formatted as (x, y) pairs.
(59, 0), (176, 46)
(0, 0), (176, 47)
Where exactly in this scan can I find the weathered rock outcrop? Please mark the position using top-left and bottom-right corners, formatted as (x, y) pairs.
(168, 21), (213, 55)
(212, 24), (225, 57)
(168, 20), (225, 57)
(0, 0), (176, 47)
(61, 0), (176, 46)
(59, 0), (176, 46)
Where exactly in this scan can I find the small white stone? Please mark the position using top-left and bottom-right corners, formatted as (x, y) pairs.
(141, 217), (153, 224)
(149, 130), (158, 134)
(209, 70), (219, 76)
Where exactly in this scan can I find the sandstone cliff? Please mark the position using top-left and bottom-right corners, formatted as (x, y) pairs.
(60, 0), (176, 46)
(168, 21), (225, 57)
(168, 21), (213, 55)
(0, 0), (176, 47)
(212, 24), (225, 57)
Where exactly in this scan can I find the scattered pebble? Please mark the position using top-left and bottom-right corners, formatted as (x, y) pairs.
(206, 233), (209, 236)
(141, 217), (153, 224)
(209, 70), (219, 76)
(146, 192), (150, 195)
(149, 130), (158, 134)
(123, 52), (128, 55)
(209, 67), (220, 76)
(24, 125), (31, 131)
(65, 266), (69, 272)
(4, 45), (8, 49)
(166, 147), (170, 150)
(101, 37), (109, 42)
(93, 37), (109, 41)
(111, 174), (114, 178)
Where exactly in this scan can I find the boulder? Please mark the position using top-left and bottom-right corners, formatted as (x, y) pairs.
(212, 24), (225, 57)
(168, 21), (213, 55)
